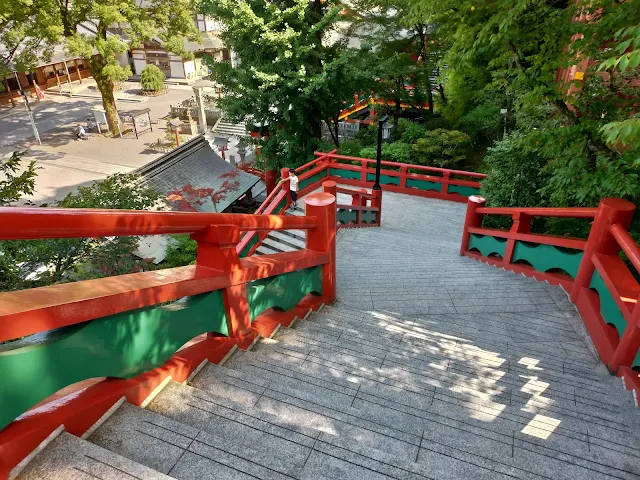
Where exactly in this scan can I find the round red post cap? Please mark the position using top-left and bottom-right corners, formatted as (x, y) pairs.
(600, 198), (636, 212)
(322, 180), (337, 188)
(305, 192), (336, 207)
(468, 195), (486, 204)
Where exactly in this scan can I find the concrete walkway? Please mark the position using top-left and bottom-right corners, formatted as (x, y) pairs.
(18, 192), (640, 480)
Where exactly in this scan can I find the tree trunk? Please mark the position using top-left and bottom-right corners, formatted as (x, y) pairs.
(325, 119), (339, 147)
(437, 83), (446, 104)
(92, 59), (120, 136)
(333, 114), (339, 147)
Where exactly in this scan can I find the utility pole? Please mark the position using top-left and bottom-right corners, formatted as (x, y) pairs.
(20, 90), (41, 145)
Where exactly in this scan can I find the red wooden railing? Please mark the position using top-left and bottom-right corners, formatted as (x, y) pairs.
(0, 197), (337, 476)
(237, 151), (486, 255)
(460, 196), (640, 394)
(330, 183), (382, 228)
(314, 152), (486, 203)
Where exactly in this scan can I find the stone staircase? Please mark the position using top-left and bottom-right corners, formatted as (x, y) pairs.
(213, 120), (249, 137)
(256, 206), (306, 256)
(15, 192), (640, 480)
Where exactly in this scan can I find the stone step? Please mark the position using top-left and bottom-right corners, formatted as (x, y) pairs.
(300, 312), (624, 399)
(247, 336), (640, 480)
(189, 362), (422, 463)
(147, 380), (493, 480)
(312, 305), (620, 387)
(267, 320), (636, 416)
(231, 344), (640, 454)
(205, 347), (640, 480)
(16, 430), (172, 480)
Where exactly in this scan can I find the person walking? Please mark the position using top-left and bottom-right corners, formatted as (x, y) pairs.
(289, 169), (299, 211)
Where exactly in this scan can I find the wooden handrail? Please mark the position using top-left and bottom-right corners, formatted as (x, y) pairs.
(336, 204), (380, 212)
(0, 207), (319, 240)
(476, 207), (598, 218)
(611, 223), (640, 274)
(335, 185), (376, 199)
(254, 181), (284, 214)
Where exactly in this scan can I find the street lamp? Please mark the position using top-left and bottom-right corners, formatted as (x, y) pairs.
(373, 114), (391, 191)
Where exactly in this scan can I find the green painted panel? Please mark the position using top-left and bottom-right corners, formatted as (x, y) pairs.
(361, 209), (377, 224)
(299, 170), (328, 190)
(512, 242), (583, 279)
(468, 234), (506, 258)
(329, 168), (360, 180)
(589, 270), (627, 339)
(406, 178), (441, 192)
(0, 291), (227, 431)
(337, 208), (358, 225)
(247, 266), (322, 321)
(366, 173), (400, 186)
(633, 349), (640, 369)
(448, 184), (480, 197)
(239, 233), (259, 258)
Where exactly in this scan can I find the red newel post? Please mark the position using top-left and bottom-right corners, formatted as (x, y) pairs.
(609, 300), (640, 373)
(460, 195), (486, 256)
(307, 184), (337, 304)
(441, 171), (451, 195)
(191, 225), (253, 344)
(360, 160), (368, 183)
(371, 188), (382, 226)
(570, 198), (636, 302)
(281, 167), (291, 208)
(265, 169), (277, 195)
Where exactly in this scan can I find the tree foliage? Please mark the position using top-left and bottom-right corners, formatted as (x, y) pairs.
(201, 0), (375, 168)
(402, 0), (640, 212)
(0, 151), (37, 206)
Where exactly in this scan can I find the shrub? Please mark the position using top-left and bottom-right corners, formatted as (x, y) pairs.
(394, 119), (425, 143)
(355, 124), (378, 146)
(412, 129), (470, 168)
(337, 139), (363, 157)
(458, 104), (502, 144)
(140, 64), (166, 92)
(359, 141), (412, 164)
(480, 132), (548, 209)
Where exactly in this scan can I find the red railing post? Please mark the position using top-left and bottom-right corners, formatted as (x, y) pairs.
(399, 166), (408, 188)
(358, 189), (368, 207)
(609, 299), (640, 372)
(441, 171), (451, 195)
(281, 167), (291, 207)
(371, 188), (382, 226)
(361, 160), (368, 183)
(502, 212), (532, 267)
(265, 169), (277, 195)
(460, 195), (486, 256)
(570, 198), (636, 302)
(191, 225), (253, 344)
(307, 184), (337, 304)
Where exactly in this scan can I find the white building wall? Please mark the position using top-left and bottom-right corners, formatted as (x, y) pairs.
(170, 59), (186, 78)
(133, 58), (147, 76)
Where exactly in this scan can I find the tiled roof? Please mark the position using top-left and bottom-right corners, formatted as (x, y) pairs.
(136, 134), (260, 212)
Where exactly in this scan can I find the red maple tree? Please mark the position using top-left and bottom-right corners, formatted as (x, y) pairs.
(167, 170), (240, 212)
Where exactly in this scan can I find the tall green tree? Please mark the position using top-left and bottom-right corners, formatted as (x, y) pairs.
(201, 0), (374, 167)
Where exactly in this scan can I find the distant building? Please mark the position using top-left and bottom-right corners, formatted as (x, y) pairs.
(127, 16), (230, 81)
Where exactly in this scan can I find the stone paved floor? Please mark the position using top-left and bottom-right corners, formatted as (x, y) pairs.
(19, 191), (640, 480)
